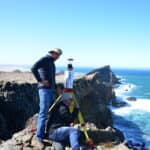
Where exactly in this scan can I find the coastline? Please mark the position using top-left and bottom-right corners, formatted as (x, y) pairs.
(0, 67), (149, 149)
(0, 67), (131, 150)
(111, 76), (150, 149)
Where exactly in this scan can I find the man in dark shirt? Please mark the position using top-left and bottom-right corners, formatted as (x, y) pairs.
(47, 92), (81, 150)
(31, 48), (62, 149)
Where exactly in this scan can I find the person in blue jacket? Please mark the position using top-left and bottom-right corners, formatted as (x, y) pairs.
(31, 48), (62, 149)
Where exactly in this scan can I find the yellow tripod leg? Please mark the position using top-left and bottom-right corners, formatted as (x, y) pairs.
(48, 95), (62, 112)
(68, 92), (93, 147)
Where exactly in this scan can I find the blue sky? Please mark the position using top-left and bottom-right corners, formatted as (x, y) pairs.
(0, 0), (150, 69)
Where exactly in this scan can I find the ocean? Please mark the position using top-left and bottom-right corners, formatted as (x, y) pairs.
(0, 64), (150, 149)
(112, 69), (150, 150)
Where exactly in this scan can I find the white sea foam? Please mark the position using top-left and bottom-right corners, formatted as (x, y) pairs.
(111, 71), (150, 149)
(114, 83), (136, 96)
(111, 82), (150, 115)
(111, 98), (150, 115)
(111, 98), (150, 149)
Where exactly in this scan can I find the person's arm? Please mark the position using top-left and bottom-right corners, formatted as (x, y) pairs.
(31, 57), (49, 86)
(46, 60), (56, 87)
(31, 57), (44, 82)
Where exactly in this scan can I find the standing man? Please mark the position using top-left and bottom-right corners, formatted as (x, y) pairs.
(31, 48), (62, 148)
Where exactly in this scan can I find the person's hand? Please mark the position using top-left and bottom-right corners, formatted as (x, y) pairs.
(43, 80), (49, 87)
(73, 124), (80, 129)
(70, 122), (80, 129)
(70, 122), (75, 126)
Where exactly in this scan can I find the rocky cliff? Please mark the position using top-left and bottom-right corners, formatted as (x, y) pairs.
(0, 82), (39, 139)
(0, 65), (131, 150)
(72, 65), (117, 128)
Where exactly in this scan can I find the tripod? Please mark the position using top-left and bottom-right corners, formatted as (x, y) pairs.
(64, 58), (94, 150)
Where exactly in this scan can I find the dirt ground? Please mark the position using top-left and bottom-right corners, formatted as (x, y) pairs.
(0, 71), (64, 84)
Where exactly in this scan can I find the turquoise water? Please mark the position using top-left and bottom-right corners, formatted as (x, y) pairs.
(112, 69), (150, 149)
(113, 69), (150, 99)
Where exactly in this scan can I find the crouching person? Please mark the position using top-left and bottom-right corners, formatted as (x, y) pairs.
(47, 92), (81, 150)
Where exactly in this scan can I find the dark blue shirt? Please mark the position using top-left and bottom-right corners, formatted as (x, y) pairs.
(31, 54), (56, 89)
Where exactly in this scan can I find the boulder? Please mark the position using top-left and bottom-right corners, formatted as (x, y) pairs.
(126, 97), (137, 101)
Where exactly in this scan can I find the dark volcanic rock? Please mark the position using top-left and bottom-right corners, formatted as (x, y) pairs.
(0, 66), (132, 149)
(87, 65), (120, 84)
(72, 66), (118, 128)
(126, 97), (137, 101)
(0, 82), (39, 139)
(0, 65), (119, 140)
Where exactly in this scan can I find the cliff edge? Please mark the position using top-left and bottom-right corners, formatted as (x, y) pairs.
(0, 65), (131, 150)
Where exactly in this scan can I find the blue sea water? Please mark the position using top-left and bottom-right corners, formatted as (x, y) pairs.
(113, 69), (150, 99)
(112, 68), (150, 149)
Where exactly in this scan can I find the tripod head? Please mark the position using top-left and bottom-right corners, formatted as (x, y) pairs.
(67, 58), (74, 70)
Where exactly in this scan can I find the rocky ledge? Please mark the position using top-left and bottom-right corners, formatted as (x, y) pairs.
(0, 65), (132, 150)
(0, 115), (128, 150)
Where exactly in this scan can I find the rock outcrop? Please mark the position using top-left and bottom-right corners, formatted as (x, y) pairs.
(0, 65), (132, 150)
(0, 81), (39, 139)
(0, 65), (117, 139)
(0, 121), (129, 150)
(73, 65), (117, 128)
